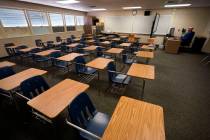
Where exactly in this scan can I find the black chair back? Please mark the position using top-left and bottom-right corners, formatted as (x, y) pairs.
(20, 75), (49, 99)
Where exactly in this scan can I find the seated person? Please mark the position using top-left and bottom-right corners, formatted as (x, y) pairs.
(181, 27), (195, 46)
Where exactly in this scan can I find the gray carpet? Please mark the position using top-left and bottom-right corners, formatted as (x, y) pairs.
(0, 49), (210, 140)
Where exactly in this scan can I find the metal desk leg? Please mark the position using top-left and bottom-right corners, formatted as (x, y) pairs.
(141, 79), (146, 99)
(98, 71), (100, 80)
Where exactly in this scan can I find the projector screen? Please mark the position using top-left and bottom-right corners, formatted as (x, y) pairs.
(104, 15), (172, 35)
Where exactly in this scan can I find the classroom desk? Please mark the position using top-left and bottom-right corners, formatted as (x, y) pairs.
(35, 49), (59, 57)
(67, 43), (79, 48)
(53, 42), (62, 46)
(0, 61), (16, 68)
(96, 35), (103, 37)
(85, 36), (93, 39)
(127, 63), (155, 98)
(27, 79), (89, 119)
(86, 57), (113, 80)
(18, 47), (40, 53)
(106, 48), (124, 66)
(141, 45), (155, 51)
(56, 53), (84, 71)
(73, 38), (80, 42)
(101, 96), (165, 140)
(135, 51), (154, 64)
(120, 35), (128, 38)
(99, 37), (107, 40)
(83, 45), (100, 51)
(106, 48), (124, 54)
(86, 39), (95, 44)
(112, 38), (121, 41)
(120, 43), (132, 48)
(56, 53), (83, 62)
(0, 68), (47, 91)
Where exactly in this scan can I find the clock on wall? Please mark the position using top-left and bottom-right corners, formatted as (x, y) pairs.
(132, 10), (137, 16)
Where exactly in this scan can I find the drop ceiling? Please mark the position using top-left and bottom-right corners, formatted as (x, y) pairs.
(18, 0), (210, 12)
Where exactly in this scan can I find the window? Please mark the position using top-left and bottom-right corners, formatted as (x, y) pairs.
(28, 10), (49, 35)
(0, 8), (28, 27)
(76, 16), (84, 26)
(49, 13), (64, 32)
(65, 15), (75, 31)
(28, 11), (48, 26)
(49, 13), (63, 26)
(65, 15), (75, 26)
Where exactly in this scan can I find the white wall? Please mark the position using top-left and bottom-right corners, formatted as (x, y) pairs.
(88, 7), (210, 52)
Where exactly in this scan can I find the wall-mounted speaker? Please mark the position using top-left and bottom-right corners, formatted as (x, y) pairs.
(92, 17), (99, 26)
(144, 10), (151, 16)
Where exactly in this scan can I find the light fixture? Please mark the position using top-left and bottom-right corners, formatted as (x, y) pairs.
(164, 3), (191, 7)
(122, 6), (142, 10)
(91, 8), (107, 11)
(56, 0), (80, 4)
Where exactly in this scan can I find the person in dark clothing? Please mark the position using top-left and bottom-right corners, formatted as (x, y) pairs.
(181, 27), (195, 46)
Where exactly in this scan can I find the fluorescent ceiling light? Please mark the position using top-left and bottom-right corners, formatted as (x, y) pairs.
(122, 6), (142, 10)
(91, 8), (107, 11)
(164, 4), (191, 7)
(56, 0), (80, 4)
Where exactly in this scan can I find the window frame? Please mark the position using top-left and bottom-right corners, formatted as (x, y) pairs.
(27, 10), (49, 27)
(76, 16), (85, 26)
(0, 7), (29, 27)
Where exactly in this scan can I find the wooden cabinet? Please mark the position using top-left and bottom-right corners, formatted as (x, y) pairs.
(165, 37), (181, 54)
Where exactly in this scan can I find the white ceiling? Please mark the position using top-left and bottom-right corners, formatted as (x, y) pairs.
(18, 0), (210, 12)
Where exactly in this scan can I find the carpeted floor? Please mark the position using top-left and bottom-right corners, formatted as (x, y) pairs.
(0, 49), (210, 140)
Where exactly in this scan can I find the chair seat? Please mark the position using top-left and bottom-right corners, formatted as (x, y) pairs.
(125, 59), (136, 64)
(84, 67), (97, 75)
(54, 61), (68, 68)
(80, 112), (110, 140)
(113, 74), (131, 85)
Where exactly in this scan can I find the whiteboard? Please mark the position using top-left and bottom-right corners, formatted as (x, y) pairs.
(154, 15), (172, 35)
(104, 15), (172, 35)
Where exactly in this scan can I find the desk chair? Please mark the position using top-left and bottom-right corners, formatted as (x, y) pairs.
(16, 45), (28, 58)
(19, 75), (49, 100)
(66, 38), (73, 44)
(107, 62), (131, 94)
(16, 75), (51, 123)
(56, 36), (62, 43)
(0, 66), (15, 80)
(74, 56), (97, 83)
(130, 40), (140, 53)
(33, 54), (52, 68)
(66, 92), (109, 140)
(77, 44), (90, 56)
(96, 47), (111, 58)
(50, 51), (63, 65)
(35, 39), (44, 48)
(71, 35), (76, 39)
(4, 43), (16, 56)
(0, 67), (15, 99)
(110, 42), (118, 48)
(122, 50), (136, 65)
(60, 44), (72, 53)
(95, 39), (100, 46)
(121, 38), (128, 43)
